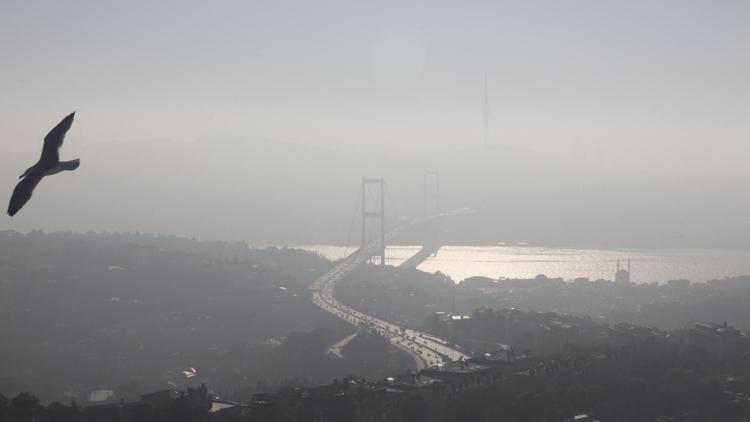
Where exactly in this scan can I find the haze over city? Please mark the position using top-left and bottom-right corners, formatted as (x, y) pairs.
(2, 0), (749, 246)
(2, 2), (750, 421)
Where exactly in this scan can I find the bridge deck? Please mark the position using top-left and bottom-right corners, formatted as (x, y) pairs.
(309, 216), (469, 369)
(399, 243), (441, 269)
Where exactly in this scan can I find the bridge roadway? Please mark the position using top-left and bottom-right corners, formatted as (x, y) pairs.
(310, 216), (469, 369)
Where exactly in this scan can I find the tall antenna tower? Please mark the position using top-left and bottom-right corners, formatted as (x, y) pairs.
(483, 73), (489, 147)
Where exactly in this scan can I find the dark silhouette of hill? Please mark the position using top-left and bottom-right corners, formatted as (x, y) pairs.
(0, 231), (410, 405)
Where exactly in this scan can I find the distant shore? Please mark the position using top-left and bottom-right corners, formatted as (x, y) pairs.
(293, 244), (750, 285)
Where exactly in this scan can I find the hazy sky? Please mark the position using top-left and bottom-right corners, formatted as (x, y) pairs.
(1, 0), (748, 177)
(1, 1), (749, 246)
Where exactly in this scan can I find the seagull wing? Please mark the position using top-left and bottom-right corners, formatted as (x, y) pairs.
(40, 112), (75, 166)
(7, 171), (44, 216)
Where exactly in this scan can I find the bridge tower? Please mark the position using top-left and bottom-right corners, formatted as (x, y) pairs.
(361, 177), (385, 265)
(424, 170), (440, 217)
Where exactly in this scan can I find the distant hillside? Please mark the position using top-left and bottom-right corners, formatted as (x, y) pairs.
(2, 139), (748, 249)
(0, 231), (335, 403)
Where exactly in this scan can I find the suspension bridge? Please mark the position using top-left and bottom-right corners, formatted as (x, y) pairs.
(310, 172), (470, 369)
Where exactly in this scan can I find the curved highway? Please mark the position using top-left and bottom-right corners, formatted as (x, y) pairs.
(310, 217), (469, 369)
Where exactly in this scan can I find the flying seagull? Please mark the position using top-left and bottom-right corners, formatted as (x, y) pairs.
(7, 112), (80, 216)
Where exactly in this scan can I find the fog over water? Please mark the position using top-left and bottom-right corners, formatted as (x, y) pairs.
(2, 1), (750, 250)
(3, 2), (750, 419)
(297, 245), (750, 284)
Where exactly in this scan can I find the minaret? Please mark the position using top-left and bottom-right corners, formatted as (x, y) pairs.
(615, 258), (631, 283)
(628, 259), (631, 279)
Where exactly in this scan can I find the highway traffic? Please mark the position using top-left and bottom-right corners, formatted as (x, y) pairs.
(309, 228), (469, 369)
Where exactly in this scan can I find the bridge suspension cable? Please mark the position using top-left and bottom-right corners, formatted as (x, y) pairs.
(342, 186), (362, 260)
(384, 182), (401, 228)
